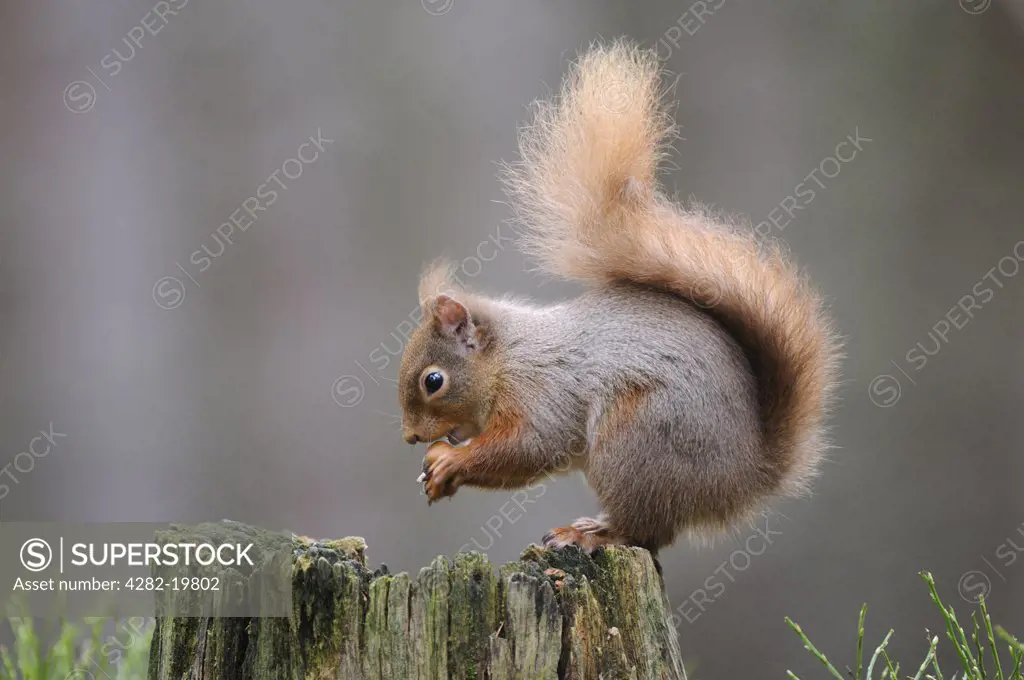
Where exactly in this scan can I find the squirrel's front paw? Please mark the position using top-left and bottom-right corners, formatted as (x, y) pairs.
(421, 441), (465, 504)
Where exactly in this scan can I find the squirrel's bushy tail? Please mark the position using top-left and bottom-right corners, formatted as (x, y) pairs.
(502, 41), (841, 496)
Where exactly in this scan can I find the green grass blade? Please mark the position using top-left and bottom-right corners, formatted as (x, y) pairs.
(929, 642), (945, 680)
(11, 617), (41, 680)
(997, 628), (1024, 680)
(912, 636), (939, 680)
(881, 648), (898, 679)
(118, 621), (154, 680)
(972, 611), (988, 679)
(998, 627), (1024, 654)
(980, 599), (1005, 680)
(86, 617), (111, 678)
(50, 618), (81, 680)
(785, 616), (847, 680)
(1009, 648), (1023, 680)
(1, 645), (18, 680)
(922, 572), (976, 673)
(857, 604), (868, 680)
(866, 629), (894, 680)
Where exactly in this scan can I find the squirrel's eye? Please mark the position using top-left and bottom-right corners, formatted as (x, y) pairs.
(424, 371), (445, 395)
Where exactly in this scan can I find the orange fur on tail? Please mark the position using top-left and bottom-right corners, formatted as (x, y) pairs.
(502, 41), (841, 494)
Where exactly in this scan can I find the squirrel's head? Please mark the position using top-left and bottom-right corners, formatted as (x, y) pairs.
(398, 262), (491, 445)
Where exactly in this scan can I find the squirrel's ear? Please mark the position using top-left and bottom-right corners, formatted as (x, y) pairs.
(431, 294), (483, 353)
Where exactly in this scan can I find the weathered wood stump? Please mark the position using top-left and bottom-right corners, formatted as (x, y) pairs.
(148, 522), (687, 679)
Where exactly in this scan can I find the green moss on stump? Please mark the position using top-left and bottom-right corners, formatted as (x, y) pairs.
(149, 523), (686, 680)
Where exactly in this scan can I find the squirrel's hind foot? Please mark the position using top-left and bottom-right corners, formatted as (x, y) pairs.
(542, 516), (624, 553)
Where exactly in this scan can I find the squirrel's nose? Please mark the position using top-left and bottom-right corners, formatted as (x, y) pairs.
(404, 432), (420, 445)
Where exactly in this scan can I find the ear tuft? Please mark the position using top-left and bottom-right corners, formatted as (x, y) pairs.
(419, 259), (458, 310)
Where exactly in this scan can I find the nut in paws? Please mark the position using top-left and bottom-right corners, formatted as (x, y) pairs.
(422, 440), (465, 504)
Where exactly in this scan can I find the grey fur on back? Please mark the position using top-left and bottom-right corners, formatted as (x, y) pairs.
(480, 283), (765, 545)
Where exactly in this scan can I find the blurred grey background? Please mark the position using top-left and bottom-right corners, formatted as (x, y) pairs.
(2, 0), (1023, 676)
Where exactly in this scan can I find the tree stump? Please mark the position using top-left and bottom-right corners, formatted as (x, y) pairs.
(148, 522), (687, 679)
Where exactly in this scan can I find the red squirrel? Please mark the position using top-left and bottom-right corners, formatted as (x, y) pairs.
(398, 41), (841, 554)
